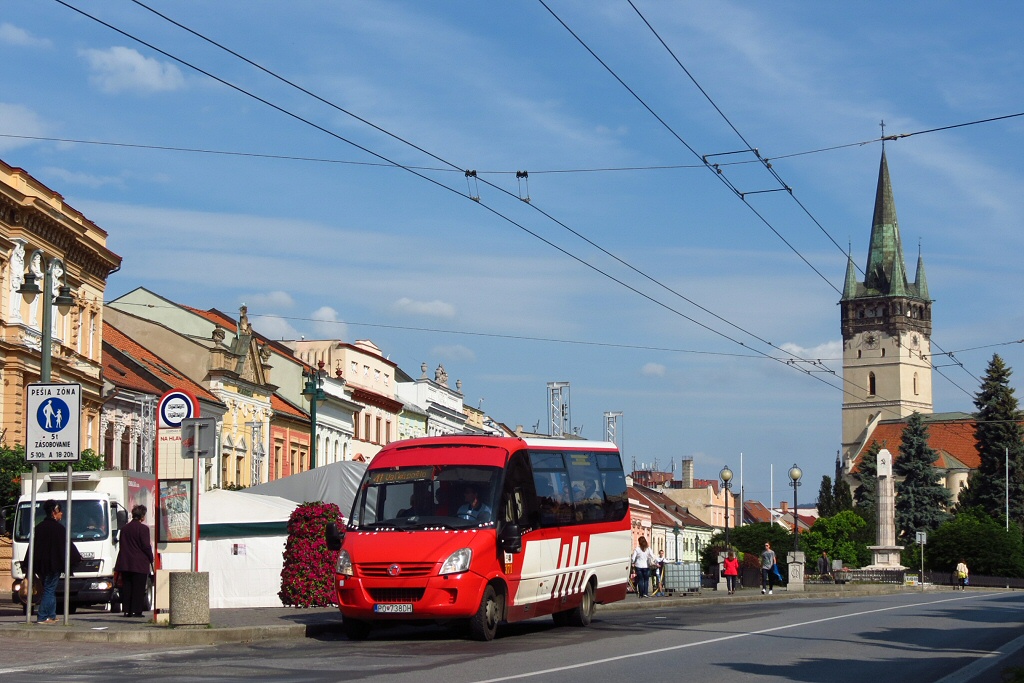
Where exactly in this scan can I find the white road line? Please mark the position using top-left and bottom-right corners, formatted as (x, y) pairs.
(933, 630), (1024, 683)
(474, 593), (996, 683)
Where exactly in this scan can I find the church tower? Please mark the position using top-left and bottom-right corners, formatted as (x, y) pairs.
(840, 150), (933, 466)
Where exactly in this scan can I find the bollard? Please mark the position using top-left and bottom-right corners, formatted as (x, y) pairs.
(169, 571), (210, 627)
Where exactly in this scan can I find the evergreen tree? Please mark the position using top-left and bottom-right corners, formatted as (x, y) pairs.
(832, 475), (854, 513)
(960, 354), (1024, 525)
(854, 441), (881, 514)
(817, 475), (836, 517)
(895, 412), (951, 539)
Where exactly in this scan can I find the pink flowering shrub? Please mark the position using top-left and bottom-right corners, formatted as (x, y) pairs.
(279, 501), (342, 607)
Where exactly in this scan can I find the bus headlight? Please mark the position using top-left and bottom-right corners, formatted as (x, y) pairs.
(336, 550), (354, 576)
(440, 548), (472, 575)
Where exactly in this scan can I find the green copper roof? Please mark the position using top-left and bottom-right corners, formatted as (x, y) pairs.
(843, 254), (858, 299)
(864, 150), (909, 295)
(915, 251), (929, 300)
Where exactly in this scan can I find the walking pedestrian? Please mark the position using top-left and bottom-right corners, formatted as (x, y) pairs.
(631, 536), (657, 598)
(32, 500), (81, 624)
(761, 542), (777, 595)
(723, 551), (740, 595)
(114, 504), (154, 617)
(955, 559), (969, 591)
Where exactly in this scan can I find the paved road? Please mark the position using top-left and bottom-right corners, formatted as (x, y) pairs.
(2, 591), (1023, 683)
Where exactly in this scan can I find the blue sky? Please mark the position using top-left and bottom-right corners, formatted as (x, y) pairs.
(4, 1), (1024, 510)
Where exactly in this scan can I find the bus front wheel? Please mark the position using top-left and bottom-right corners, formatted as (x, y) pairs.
(468, 585), (502, 641)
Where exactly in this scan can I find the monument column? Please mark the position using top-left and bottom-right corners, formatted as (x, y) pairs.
(868, 448), (904, 568)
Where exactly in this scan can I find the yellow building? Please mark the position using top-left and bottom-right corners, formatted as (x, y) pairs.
(0, 159), (121, 451)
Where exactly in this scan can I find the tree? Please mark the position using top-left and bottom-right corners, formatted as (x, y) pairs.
(799, 510), (870, 568)
(700, 522), (793, 574)
(928, 507), (1024, 577)
(960, 355), (1024, 526)
(895, 412), (951, 540)
(816, 475), (836, 518)
(279, 501), (341, 607)
(0, 445), (30, 511)
(832, 475), (854, 513)
(854, 441), (881, 515)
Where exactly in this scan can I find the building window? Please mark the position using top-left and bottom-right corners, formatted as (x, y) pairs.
(913, 372), (919, 395)
(274, 444), (282, 480)
(857, 350), (862, 359)
(868, 372), (876, 396)
(364, 414), (371, 441)
(385, 420), (391, 444)
(103, 422), (114, 469)
(881, 347), (886, 357)
(375, 417), (382, 444)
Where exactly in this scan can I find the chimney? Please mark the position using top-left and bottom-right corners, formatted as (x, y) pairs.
(681, 457), (694, 488)
(780, 501), (789, 514)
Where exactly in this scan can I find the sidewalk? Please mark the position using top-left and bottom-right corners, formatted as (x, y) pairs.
(0, 582), (910, 645)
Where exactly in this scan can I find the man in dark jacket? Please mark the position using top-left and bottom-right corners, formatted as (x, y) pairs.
(33, 499), (81, 624)
(114, 504), (155, 617)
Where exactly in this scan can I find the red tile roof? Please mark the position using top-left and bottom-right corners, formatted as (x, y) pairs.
(632, 485), (714, 529)
(272, 393), (307, 420)
(852, 416), (982, 471)
(692, 478), (720, 495)
(103, 322), (220, 403)
(743, 500), (774, 524)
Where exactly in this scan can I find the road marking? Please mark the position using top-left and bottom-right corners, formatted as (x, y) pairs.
(933, 630), (1024, 683)
(474, 593), (998, 683)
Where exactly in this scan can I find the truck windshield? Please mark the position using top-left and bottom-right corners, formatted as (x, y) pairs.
(350, 465), (501, 530)
(14, 500), (109, 542)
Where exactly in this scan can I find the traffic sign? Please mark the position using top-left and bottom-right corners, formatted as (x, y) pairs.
(181, 417), (217, 459)
(25, 382), (81, 462)
(916, 531), (927, 545)
(158, 389), (198, 428)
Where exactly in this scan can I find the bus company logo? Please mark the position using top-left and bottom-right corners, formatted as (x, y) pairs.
(387, 564), (401, 576)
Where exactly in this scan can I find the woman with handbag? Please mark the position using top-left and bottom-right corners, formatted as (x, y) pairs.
(955, 560), (969, 591)
(630, 536), (657, 599)
(114, 505), (155, 617)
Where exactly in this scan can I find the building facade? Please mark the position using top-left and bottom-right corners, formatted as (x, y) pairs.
(0, 160), (121, 453)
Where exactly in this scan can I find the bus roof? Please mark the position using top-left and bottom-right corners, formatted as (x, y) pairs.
(369, 434), (620, 469)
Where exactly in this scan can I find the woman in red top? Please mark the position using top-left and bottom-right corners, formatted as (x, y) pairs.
(723, 551), (740, 595)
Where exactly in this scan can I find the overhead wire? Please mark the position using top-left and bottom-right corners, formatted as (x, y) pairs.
(55, 0), (850, 395)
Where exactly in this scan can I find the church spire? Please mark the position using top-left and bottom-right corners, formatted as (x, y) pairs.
(864, 150), (910, 296)
(842, 251), (858, 300)
(915, 246), (930, 300)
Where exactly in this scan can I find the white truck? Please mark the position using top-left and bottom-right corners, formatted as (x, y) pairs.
(10, 470), (156, 612)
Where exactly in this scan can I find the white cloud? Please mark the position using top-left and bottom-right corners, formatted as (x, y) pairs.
(0, 104), (48, 152)
(641, 362), (666, 377)
(310, 306), (346, 339)
(251, 314), (299, 341)
(392, 297), (456, 319)
(0, 23), (51, 48)
(780, 340), (843, 373)
(80, 47), (185, 94)
(431, 344), (476, 363)
(40, 166), (123, 189)
(244, 291), (295, 310)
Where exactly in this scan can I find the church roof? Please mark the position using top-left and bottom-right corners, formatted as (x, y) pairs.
(850, 413), (981, 472)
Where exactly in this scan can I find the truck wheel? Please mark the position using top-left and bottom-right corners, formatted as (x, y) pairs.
(342, 618), (371, 641)
(468, 585), (502, 641)
(68, 603), (78, 614)
(566, 582), (595, 627)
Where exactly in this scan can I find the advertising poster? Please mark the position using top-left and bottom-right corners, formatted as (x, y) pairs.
(158, 479), (192, 543)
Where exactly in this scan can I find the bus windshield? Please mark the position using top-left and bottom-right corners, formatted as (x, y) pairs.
(350, 465), (502, 530)
(14, 500), (110, 542)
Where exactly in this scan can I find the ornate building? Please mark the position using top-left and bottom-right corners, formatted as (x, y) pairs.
(0, 160), (120, 452)
(840, 150), (933, 466)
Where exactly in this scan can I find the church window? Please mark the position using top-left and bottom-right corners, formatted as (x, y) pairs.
(913, 373), (919, 395)
(868, 372), (876, 396)
(857, 350), (862, 359)
(881, 348), (886, 357)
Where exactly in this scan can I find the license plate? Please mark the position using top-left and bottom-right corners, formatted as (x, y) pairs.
(374, 603), (413, 614)
(80, 552), (95, 559)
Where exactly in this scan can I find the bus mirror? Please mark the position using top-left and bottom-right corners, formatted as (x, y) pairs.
(326, 522), (344, 551)
(499, 523), (522, 554)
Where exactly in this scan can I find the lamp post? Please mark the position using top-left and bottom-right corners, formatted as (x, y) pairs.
(789, 464), (802, 553)
(17, 251), (74, 625)
(720, 465), (733, 550)
(672, 523), (680, 563)
(301, 364), (326, 470)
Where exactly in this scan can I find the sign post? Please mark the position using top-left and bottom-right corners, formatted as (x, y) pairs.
(916, 531), (927, 590)
(24, 382), (81, 625)
(181, 417), (216, 572)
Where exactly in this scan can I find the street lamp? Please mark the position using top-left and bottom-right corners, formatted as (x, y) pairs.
(720, 465), (733, 550)
(301, 364), (326, 469)
(17, 251), (74, 384)
(672, 523), (680, 563)
(789, 464), (802, 553)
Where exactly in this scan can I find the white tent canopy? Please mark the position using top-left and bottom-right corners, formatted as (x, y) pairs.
(248, 460), (366, 520)
(196, 489), (297, 608)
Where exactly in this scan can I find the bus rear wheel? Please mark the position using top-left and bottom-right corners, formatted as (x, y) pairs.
(566, 582), (595, 627)
(468, 585), (502, 641)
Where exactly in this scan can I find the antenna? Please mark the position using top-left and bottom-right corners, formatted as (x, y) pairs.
(547, 382), (571, 437)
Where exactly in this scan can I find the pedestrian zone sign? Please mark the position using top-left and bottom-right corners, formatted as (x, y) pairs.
(26, 382), (81, 462)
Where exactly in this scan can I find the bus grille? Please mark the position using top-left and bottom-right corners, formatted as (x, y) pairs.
(368, 588), (425, 603)
(359, 563), (435, 578)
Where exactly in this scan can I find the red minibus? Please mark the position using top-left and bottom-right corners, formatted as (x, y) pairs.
(327, 435), (631, 640)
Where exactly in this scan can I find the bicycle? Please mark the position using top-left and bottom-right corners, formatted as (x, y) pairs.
(626, 566), (637, 594)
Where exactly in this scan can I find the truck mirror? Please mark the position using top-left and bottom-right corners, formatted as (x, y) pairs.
(499, 523), (522, 554)
(325, 522), (344, 551)
(0, 508), (8, 537)
(115, 508), (128, 529)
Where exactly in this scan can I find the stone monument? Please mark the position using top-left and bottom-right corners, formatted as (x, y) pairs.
(867, 448), (904, 568)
